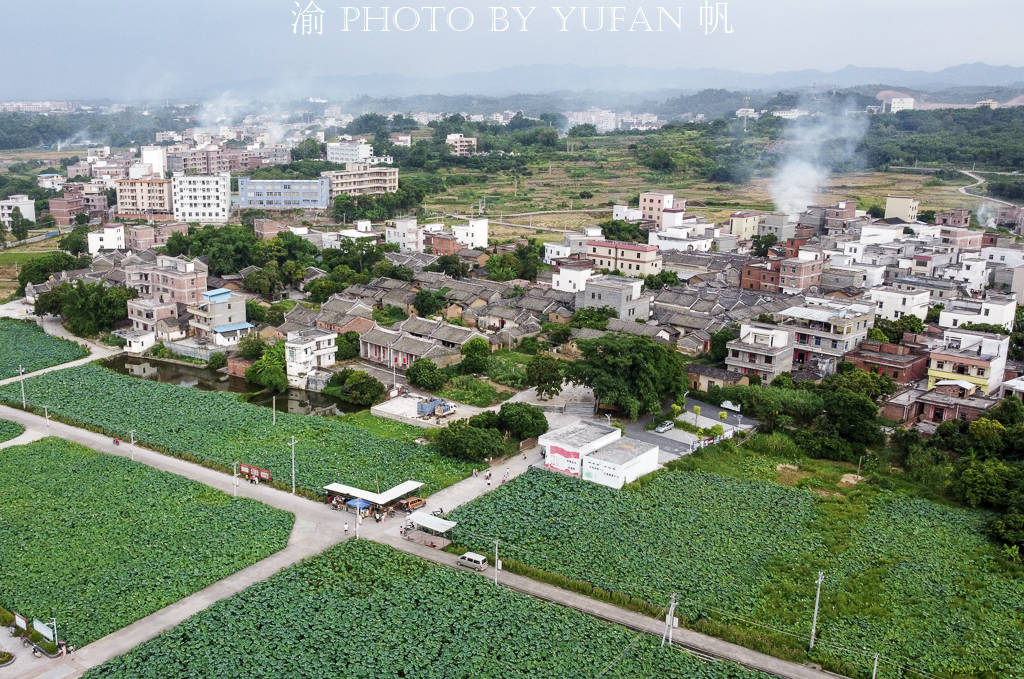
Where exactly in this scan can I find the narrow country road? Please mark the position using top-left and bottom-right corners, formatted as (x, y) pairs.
(958, 169), (1019, 207)
(1, 403), (843, 679)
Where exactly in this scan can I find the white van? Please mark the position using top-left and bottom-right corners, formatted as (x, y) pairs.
(456, 552), (488, 571)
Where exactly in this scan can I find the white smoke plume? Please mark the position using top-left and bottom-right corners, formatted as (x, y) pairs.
(976, 202), (997, 228)
(769, 108), (869, 215)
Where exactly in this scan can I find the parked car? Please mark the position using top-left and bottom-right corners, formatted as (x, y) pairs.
(456, 552), (488, 571)
(396, 497), (427, 513)
(654, 420), (674, 433)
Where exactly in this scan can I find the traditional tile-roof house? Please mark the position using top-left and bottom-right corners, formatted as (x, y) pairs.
(686, 364), (749, 391)
(393, 315), (487, 349)
(605, 318), (680, 346)
(358, 324), (461, 370)
(386, 251), (439, 271)
(458, 248), (489, 268)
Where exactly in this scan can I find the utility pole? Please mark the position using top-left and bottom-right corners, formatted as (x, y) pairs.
(661, 593), (678, 646)
(809, 571), (824, 649)
(289, 436), (297, 494)
(51, 619), (57, 648)
(19, 365), (26, 408)
(494, 539), (499, 585)
(232, 462), (238, 498)
(272, 394), (276, 426)
(871, 653), (879, 679)
(43, 406), (49, 427)
(857, 455), (863, 478)
(129, 430), (136, 461)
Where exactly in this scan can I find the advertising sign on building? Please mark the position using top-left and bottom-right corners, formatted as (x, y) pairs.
(546, 445), (581, 476)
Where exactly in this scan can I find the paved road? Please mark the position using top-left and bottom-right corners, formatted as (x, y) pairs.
(958, 169), (1019, 206)
(1, 342), (836, 679)
(0, 405), (540, 679)
(375, 532), (843, 679)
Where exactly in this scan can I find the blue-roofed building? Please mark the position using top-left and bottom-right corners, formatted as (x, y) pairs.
(237, 176), (331, 210)
(188, 287), (252, 346)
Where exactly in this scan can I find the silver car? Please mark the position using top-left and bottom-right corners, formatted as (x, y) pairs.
(654, 420), (674, 433)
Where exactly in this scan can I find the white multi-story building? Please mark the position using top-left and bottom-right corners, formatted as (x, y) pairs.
(551, 257), (594, 293)
(445, 133), (477, 156)
(385, 217), (443, 253)
(0, 194), (35, 226)
(285, 328), (338, 390)
(725, 322), (794, 383)
(326, 140), (374, 165)
(868, 286), (930, 322)
(451, 218), (489, 249)
(171, 172), (231, 224)
(140, 145), (167, 178)
(928, 328), (1009, 394)
(37, 173), (64, 190)
(612, 205), (642, 221)
(938, 295), (1017, 332)
(87, 224), (125, 254)
(544, 241), (571, 264)
(982, 247), (1024, 269)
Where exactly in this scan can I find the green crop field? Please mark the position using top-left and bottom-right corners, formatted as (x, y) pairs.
(0, 418), (23, 443)
(0, 437), (293, 646)
(0, 318), (88, 379)
(448, 465), (1024, 679)
(0, 363), (474, 497)
(83, 540), (770, 679)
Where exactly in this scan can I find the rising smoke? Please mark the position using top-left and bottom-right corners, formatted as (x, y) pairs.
(976, 202), (997, 228)
(769, 105), (869, 215)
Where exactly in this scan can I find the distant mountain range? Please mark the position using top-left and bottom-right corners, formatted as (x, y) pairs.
(217, 63), (1024, 99)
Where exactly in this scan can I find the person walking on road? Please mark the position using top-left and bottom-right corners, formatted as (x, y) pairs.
(344, 521), (349, 535)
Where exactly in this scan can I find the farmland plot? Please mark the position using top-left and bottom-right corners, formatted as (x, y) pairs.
(448, 469), (1024, 679)
(0, 437), (293, 646)
(0, 318), (87, 379)
(0, 363), (474, 496)
(0, 418), (23, 442)
(83, 540), (771, 679)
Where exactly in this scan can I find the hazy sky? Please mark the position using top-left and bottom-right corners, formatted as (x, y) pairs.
(4, 0), (1023, 99)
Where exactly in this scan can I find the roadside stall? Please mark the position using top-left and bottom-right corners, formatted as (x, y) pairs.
(323, 480), (424, 519)
(403, 510), (457, 549)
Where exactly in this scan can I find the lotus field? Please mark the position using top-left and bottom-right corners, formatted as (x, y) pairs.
(0, 364), (474, 496)
(0, 418), (23, 443)
(83, 540), (772, 679)
(448, 468), (1024, 679)
(0, 438), (293, 646)
(0, 318), (88, 379)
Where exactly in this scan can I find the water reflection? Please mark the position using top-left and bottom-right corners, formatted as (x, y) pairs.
(104, 355), (353, 416)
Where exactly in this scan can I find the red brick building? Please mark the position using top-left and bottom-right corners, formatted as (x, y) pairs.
(740, 259), (780, 292)
(48, 196), (85, 226)
(844, 340), (928, 384)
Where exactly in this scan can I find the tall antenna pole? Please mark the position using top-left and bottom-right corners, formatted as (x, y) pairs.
(19, 365), (26, 408)
(809, 571), (824, 649)
(494, 539), (499, 585)
(661, 593), (678, 646)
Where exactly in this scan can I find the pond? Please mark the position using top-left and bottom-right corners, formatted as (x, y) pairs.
(102, 355), (362, 416)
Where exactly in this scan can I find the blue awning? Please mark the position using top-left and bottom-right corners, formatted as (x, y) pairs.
(213, 322), (254, 333)
(346, 498), (371, 509)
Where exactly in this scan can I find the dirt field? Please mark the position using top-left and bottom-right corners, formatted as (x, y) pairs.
(426, 167), (988, 228)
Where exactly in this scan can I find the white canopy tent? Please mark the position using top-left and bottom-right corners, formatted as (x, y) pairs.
(323, 480), (423, 506)
(407, 511), (457, 533)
